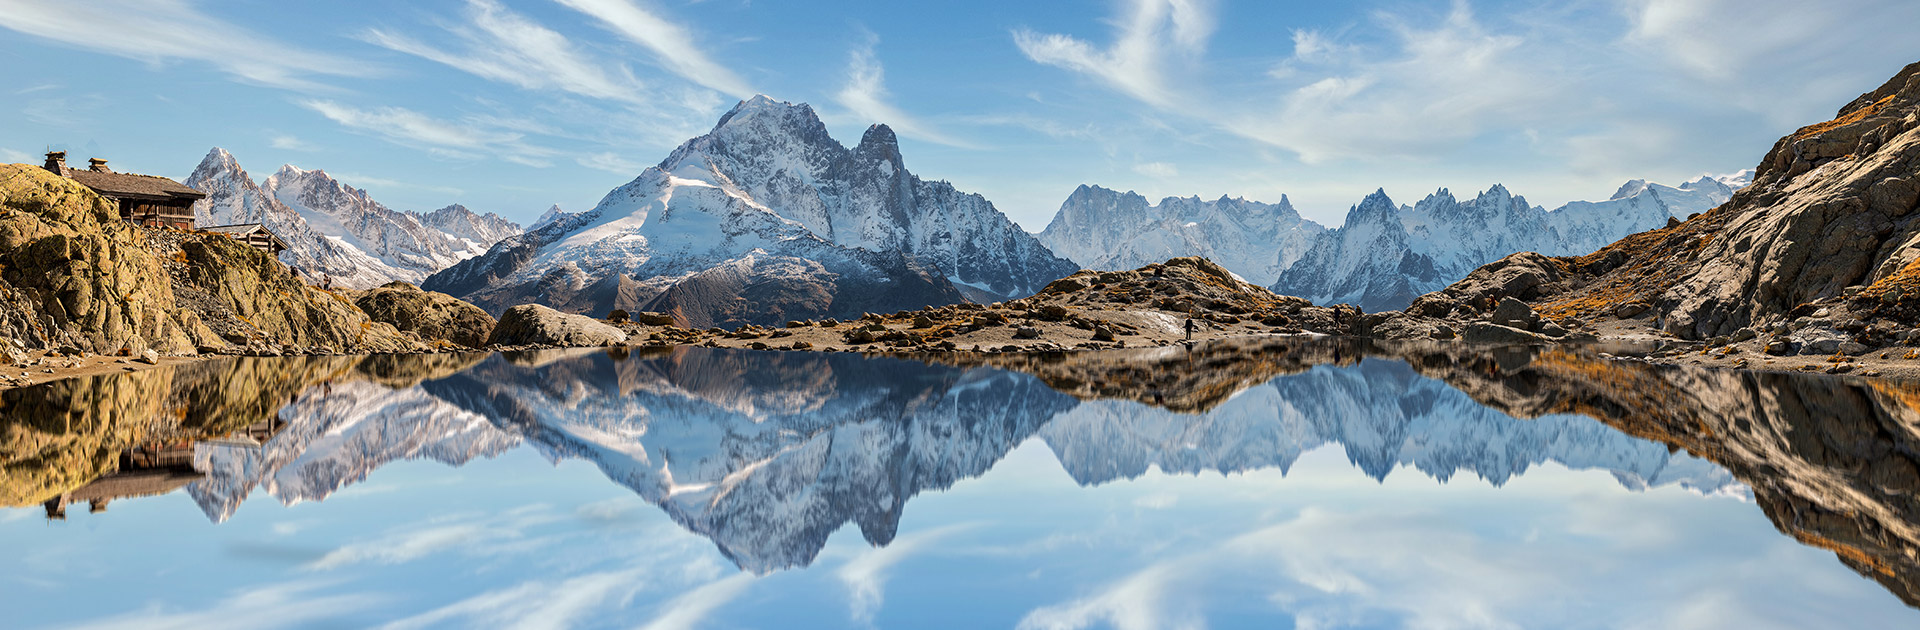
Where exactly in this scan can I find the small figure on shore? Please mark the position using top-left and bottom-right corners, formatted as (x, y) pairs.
(1184, 318), (1195, 340)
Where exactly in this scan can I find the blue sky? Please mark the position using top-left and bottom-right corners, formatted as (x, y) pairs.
(1, 0), (1916, 228)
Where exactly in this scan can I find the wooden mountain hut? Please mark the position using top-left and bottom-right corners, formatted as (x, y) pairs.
(42, 151), (205, 229)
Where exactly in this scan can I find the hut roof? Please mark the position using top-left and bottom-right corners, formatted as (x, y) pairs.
(65, 169), (206, 202)
(65, 466), (204, 503)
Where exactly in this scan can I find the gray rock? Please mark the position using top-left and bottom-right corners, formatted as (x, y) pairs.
(136, 349), (160, 365)
(1765, 339), (1793, 355)
(1539, 322), (1568, 338)
(1490, 297), (1539, 330)
(1613, 302), (1649, 318)
(1732, 328), (1758, 342)
(1790, 328), (1848, 355)
(487, 304), (629, 347)
(1013, 326), (1041, 340)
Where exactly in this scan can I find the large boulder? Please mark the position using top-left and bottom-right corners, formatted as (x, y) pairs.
(488, 304), (628, 347)
(354, 282), (496, 348)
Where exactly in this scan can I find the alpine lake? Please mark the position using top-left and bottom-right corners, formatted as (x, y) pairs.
(5, 337), (1920, 629)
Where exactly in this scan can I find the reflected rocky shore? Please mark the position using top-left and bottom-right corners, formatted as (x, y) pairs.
(2, 339), (1917, 606)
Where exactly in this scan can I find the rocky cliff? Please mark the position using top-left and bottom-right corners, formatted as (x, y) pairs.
(1272, 178), (1735, 312)
(1373, 61), (1920, 352)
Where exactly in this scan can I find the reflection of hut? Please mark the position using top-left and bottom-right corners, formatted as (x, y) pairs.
(43, 441), (201, 519)
(42, 151), (205, 229)
(41, 415), (296, 519)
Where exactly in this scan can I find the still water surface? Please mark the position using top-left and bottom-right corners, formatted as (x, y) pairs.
(3, 339), (1919, 628)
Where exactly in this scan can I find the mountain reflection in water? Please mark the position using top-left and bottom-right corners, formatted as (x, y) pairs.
(4, 338), (1920, 617)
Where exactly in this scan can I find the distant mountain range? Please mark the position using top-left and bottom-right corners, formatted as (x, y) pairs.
(1037, 186), (1324, 286)
(187, 148), (523, 289)
(1043, 174), (1747, 312)
(187, 97), (1749, 317)
(424, 96), (1077, 325)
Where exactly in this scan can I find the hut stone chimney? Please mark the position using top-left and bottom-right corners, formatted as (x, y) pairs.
(87, 158), (111, 173)
(43, 151), (67, 175)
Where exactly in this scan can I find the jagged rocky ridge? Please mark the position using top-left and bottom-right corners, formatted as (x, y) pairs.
(424, 96), (1076, 326)
(1271, 177), (1738, 312)
(140, 342), (1744, 574)
(1036, 177), (1736, 314)
(188, 148), (522, 289)
(1038, 186), (1324, 286)
(1372, 61), (1920, 353)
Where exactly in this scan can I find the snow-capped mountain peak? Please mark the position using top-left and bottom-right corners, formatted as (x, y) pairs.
(425, 96), (1074, 322)
(527, 204), (574, 231)
(1271, 175), (1739, 311)
(188, 148), (523, 289)
(1037, 184), (1323, 286)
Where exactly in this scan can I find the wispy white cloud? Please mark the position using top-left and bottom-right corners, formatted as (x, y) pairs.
(834, 33), (976, 149)
(306, 506), (559, 570)
(576, 151), (647, 175)
(1242, 2), (1549, 163)
(327, 171), (466, 196)
(0, 148), (32, 164)
(378, 569), (646, 630)
(269, 135), (317, 152)
(836, 524), (972, 625)
(1016, 0), (1920, 203)
(554, 0), (754, 98)
(1013, 0), (1215, 109)
(1617, 0), (1920, 125)
(300, 100), (560, 167)
(1132, 162), (1178, 178)
(1016, 565), (1188, 630)
(52, 581), (381, 630)
(0, 0), (368, 90)
(363, 0), (647, 104)
(21, 94), (107, 128)
(637, 573), (756, 630)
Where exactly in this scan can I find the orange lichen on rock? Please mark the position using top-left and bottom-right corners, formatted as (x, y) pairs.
(1794, 94), (1897, 141)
